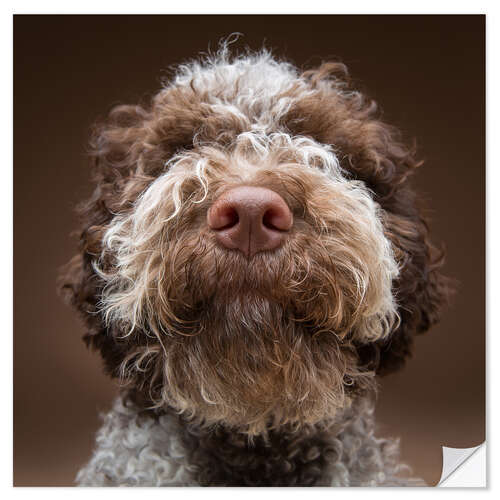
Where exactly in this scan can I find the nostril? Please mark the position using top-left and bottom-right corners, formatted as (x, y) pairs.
(208, 204), (239, 230)
(263, 209), (282, 231)
(262, 207), (293, 232)
(217, 206), (239, 230)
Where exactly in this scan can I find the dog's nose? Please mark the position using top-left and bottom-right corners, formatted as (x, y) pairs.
(207, 186), (293, 258)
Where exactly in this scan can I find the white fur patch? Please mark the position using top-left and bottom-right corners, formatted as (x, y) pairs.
(171, 50), (309, 133)
(76, 398), (196, 486)
(76, 395), (423, 486)
(96, 130), (400, 344)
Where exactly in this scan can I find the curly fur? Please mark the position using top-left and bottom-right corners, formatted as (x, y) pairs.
(91, 130), (400, 434)
(60, 45), (452, 486)
(77, 394), (423, 487)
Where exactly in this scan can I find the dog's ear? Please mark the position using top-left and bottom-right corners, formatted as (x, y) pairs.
(366, 187), (453, 375)
(58, 104), (153, 376)
(353, 145), (455, 376)
(58, 252), (129, 377)
(285, 63), (454, 374)
(329, 118), (454, 375)
(59, 95), (205, 374)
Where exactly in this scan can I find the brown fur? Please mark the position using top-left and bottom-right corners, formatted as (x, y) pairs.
(60, 52), (452, 442)
(282, 63), (453, 374)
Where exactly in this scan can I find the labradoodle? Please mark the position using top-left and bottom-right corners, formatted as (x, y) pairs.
(60, 47), (451, 486)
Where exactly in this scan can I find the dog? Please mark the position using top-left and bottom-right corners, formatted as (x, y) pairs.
(60, 47), (451, 486)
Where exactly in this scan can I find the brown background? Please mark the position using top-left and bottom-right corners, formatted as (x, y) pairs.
(14, 15), (485, 486)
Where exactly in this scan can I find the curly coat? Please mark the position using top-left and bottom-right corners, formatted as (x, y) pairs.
(60, 48), (452, 486)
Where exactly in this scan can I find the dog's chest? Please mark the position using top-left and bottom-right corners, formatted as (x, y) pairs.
(76, 396), (419, 486)
(181, 425), (342, 486)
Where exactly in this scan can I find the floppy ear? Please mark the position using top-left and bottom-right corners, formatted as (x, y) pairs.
(59, 252), (130, 377)
(334, 125), (454, 375)
(58, 104), (153, 377)
(59, 91), (216, 375)
(360, 183), (454, 375)
(344, 124), (456, 374)
(284, 63), (454, 374)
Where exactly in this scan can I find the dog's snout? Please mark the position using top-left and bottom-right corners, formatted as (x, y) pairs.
(207, 186), (293, 258)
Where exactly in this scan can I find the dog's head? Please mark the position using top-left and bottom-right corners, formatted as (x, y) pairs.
(60, 50), (452, 434)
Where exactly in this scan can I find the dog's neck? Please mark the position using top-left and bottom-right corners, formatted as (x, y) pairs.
(125, 389), (372, 486)
(77, 390), (420, 486)
(178, 416), (341, 486)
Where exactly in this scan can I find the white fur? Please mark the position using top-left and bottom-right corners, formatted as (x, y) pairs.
(83, 51), (405, 460)
(77, 395), (424, 486)
(96, 130), (400, 345)
(171, 50), (311, 133)
(76, 398), (196, 486)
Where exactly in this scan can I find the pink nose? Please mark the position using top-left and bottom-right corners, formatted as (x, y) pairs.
(207, 186), (293, 258)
